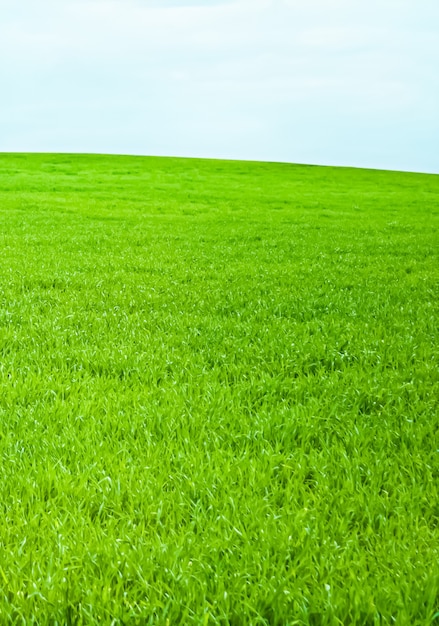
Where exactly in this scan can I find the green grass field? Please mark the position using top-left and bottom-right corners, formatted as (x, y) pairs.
(0, 153), (438, 624)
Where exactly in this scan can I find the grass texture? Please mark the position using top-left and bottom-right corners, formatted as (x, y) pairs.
(0, 153), (438, 624)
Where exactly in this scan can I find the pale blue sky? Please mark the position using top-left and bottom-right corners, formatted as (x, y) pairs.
(1, 0), (438, 172)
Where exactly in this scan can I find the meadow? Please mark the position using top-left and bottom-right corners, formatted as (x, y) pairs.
(0, 152), (438, 624)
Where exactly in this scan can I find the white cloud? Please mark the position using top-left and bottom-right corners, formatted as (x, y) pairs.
(1, 0), (438, 171)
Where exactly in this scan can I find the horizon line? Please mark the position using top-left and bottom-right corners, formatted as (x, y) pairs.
(1, 150), (438, 177)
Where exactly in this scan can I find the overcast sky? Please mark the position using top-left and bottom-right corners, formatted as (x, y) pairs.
(1, 0), (438, 173)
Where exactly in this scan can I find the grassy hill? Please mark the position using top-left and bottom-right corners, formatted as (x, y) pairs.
(0, 153), (438, 624)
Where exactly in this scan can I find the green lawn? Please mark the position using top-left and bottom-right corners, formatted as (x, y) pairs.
(0, 153), (438, 624)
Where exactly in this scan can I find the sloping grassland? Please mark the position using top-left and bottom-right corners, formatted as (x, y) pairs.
(0, 153), (438, 624)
